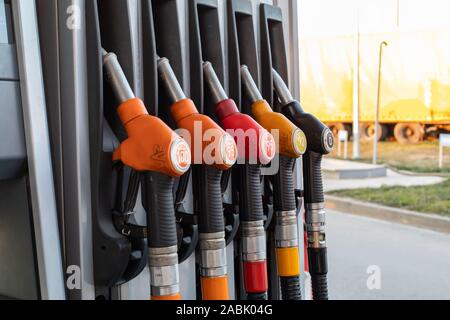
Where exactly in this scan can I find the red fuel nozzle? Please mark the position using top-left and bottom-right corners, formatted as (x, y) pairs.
(203, 62), (275, 165)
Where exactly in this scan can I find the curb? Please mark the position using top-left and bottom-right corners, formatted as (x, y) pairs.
(385, 164), (450, 178)
(325, 195), (450, 234)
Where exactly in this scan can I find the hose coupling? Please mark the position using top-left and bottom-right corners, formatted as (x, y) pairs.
(306, 203), (327, 248)
(275, 210), (299, 248)
(148, 246), (180, 297)
(241, 221), (266, 262)
(199, 232), (227, 278)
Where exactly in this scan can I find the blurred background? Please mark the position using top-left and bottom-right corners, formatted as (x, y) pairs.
(298, 0), (450, 300)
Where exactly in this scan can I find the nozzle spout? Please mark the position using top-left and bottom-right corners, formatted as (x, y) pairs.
(157, 57), (186, 103)
(203, 61), (228, 105)
(240, 65), (263, 103)
(272, 69), (294, 105)
(101, 48), (135, 103)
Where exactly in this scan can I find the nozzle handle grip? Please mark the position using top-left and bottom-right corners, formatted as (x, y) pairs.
(142, 172), (178, 248)
(193, 165), (225, 234)
(303, 151), (324, 205)
(282, 101), (334, 155)
(236, 164), (264, 222)
(273, 156), (297, 212)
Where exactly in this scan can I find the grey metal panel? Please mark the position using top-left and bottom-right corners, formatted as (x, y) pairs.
(11, 0), (65, 300)
(0, 81), (26, 180)
(56, 0), (95, 300)
(0, 0), (13, 44)
(35, 0), (65, 236)
(0, 44), (18, 80)
(0, 178), (39, 300)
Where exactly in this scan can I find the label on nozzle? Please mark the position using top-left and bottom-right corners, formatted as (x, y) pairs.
(323, 129), (335, 153)
(170, 139), (191, 175)
(220, 134), (238, 167)
(292, 129), (307, 156)
(259, 131), (276, 165)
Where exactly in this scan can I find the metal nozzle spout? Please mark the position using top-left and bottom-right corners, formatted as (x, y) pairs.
(101, 48), (135, 103)
(203, 61), (228, 105)
(272, 69), (294, 105)
(157, 57), (186, 103)
(240, 65), (263, 103)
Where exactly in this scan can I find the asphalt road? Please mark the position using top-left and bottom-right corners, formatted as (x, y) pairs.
(327, 210), (450, 300)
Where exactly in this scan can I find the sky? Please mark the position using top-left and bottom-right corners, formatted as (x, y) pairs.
(299, 0), (450, 37)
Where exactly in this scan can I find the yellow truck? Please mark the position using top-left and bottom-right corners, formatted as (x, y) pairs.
(300, 30), (450, 143)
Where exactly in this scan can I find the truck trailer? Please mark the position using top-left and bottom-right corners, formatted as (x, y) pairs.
(300, 29), (450, 143)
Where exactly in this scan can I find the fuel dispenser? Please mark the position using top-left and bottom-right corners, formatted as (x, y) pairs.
(0, 0), (322, 301)
(260, 4), (334, 300)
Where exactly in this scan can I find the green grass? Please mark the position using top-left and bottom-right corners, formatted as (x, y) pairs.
(330, 179), (450, 216)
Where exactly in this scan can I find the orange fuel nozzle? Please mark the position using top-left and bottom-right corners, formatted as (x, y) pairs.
(102, 50), (191, 177)
(240, 65), (306, 159)
(157, 57), (237, 170)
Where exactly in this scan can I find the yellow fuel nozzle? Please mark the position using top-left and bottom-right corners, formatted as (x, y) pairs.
(240, 65), (306, 158)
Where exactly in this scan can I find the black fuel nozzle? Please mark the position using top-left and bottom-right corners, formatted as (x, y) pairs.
(273, 69), (334, 156)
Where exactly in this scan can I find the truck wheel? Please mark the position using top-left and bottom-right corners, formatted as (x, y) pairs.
(328, 123), (345, 138)
(394, 123), (424, 144)
(360, 123), (386, 143)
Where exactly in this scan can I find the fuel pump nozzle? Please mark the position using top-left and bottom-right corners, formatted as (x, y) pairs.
(273, 68), (334, 301)
(158, 57), (237, 170)
(241, 66), (306, 159)
(203, 62), (276, 300)
(102, 49), (191, 300)
(158, 57), (237, 300)
(203, 61), (275, 165)
(241, 65), (306, 301)
(102, 51), (190, 176)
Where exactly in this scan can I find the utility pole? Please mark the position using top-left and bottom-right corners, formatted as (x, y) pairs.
(352, 1), (361, 159)
(373, 41), (388, 165)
